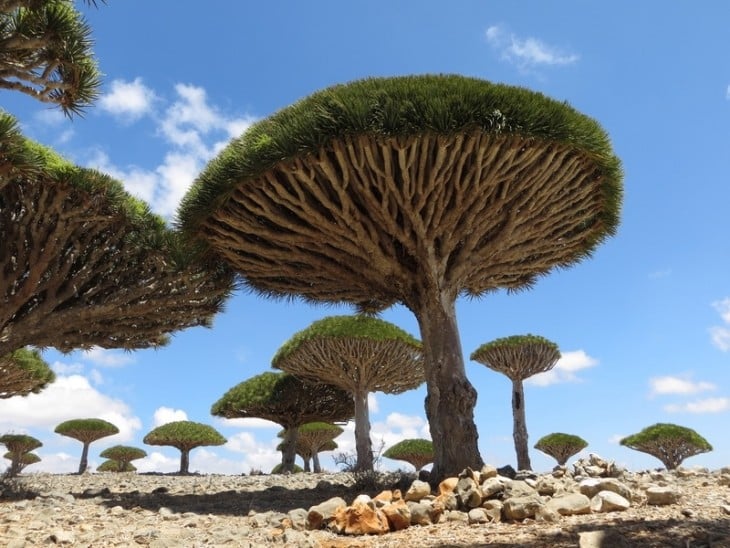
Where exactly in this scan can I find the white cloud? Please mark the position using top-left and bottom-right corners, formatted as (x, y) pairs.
(664, 397), (730, 414)
(608, 434), (625, 445)
(82, 347), (135, 368)
(50, 360), (84, 375)
(0, 374), (141, 443)
(224, 432), (280, 473)
(99, 78), (156, 121)
(649, 375), (716, 397)
(91, 82), (257, 218)
(486, 24), (579, 70)
(152, 406), (188, 427)
(368, 393), (379, 414)
(713, 298), (730, 323)
(710, 298), (730, 351)
(527, 350), (598, 386)
(726, 85), (730, 100)
(88, 369), (104, 386)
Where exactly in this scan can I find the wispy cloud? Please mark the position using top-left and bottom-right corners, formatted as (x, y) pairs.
(99, 77), (157, 121)
(89, 80), (258, 218)
(664, 397), (730, 414)
(649, 375), (716, 397)
(648, 268), (672, 280)
(527, 350), (598, 386)
(82, 347), (135, 368)
(485, 25), (579, 71)
(710, 298), (730, 351)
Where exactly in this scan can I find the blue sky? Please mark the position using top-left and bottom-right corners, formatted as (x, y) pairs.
(2, 1), (730, 475)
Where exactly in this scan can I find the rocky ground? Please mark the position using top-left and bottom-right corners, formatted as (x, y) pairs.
(1, 459), (730, 547)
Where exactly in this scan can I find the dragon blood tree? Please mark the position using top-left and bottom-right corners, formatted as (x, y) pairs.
(4, 451), (40, 474)
(534, 432), (588, 467)
(471, 334), (561, 470)
(143, 421), (226, 475)
(178, 74), (623, 482)
(620, 423), (712, 470)
(383, 438), (434, 471)
(272, 315), (423, 471)
(0, 347), (55, 398)
(0, 0), (101, 116)
(277, 422), (343, 472)
(97, 459), (136, 473)
(0, 433), (42, 476)
(99, 445), (147, 473)
(54, 418), (118, 474)
(0, 133), (234, 358)
(212, 372), (354, 473)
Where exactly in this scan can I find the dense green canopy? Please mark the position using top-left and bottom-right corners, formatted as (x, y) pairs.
(99, 445), (147, 470)
(470, 334), (561, 380)
(383, 438), (434, 470)
(179, 74), (621, 242)
(620, 423), (712, 470)
(143, 421), (226, 475)
(0, 124), (234, 357)
(0, 0), (101, 115)
(534, 432), (588, 466)
(97, 459), (136, 472)
(0, 433), (42, 454)
(211, 372), (354, 428)
(0, 347), (55, 398)
(54, 418), (119, 443)
(143, 421), (226, 450)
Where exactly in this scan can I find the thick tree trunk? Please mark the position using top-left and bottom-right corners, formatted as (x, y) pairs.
(79, 442), (90, 474)
(180, 448), (190, 475)
(512, 378), (531, 470)
(9, 456), (20, 477)
(280, 427), (298, 472)
(417, 294), (483, 485)
(303, 457), (311, 472)
(353, 388), (373, 471)
(313, 452), (322, 473)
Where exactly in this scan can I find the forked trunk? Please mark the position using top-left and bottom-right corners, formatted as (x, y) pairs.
(280, 427), (298, 472)
(78, 442), (90, 474)
(512, 378), (531, 470)
(180, 448), (190, 474)
(416, 294), (483, 484)
(353, 388), (373, 471)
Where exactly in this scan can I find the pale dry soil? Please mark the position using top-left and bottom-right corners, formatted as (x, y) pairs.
(0, 471), (729, 547)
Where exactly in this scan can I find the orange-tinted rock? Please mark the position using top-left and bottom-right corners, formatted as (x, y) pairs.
(333, 501), (390, 536)
(438, 477), (458, 496)
(381, 499), (411, 531)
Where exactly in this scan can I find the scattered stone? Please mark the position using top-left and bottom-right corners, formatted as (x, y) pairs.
(332, 499), (389, 535)
(502, 495), (544, 520)
(307, 496), (347, 530)
(590, 490), (631, 513)
(381, 499), (410, 531)
(467, 508), (489, 524)
(456, 475), (482, 509)
(579, 529), (632, 548)
(404, 479), (431, 502)
(646, 485), (682, 505)
(546, 493), (592, 516)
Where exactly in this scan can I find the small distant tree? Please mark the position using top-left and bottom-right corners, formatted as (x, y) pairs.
(277, 423), (342, 472)
(272, 315), (423, 471)
(383, 439), (434, 471)
(0, 0), (101, 116)
(211, 372), (354, 473)
(99, 445), (147, 472)
(143, 421), (226, 475)
(54, 418), (119, 474)
(0, 433), (42, 476)
(3, 451), (40, 474)
(620, 423), (712, 470)
(0, 348), (55, 399)
(471, 335), (561, 470)
(534, 433), (588, 466)
(271, 462), (303, 474)
(97, 459), (136, 473)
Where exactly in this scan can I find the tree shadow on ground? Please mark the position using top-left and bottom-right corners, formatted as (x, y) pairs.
(438, 516), (730, 548)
